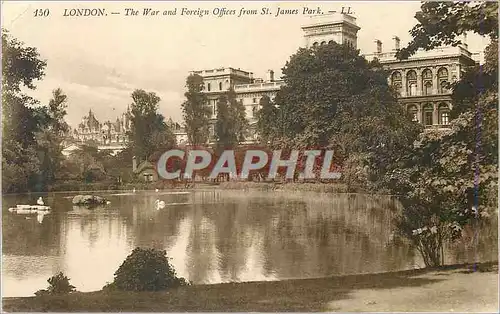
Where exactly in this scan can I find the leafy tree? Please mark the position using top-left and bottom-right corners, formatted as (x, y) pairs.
(396, 2), (498, 60)
(181, 74), (211, 145)
(1, 29), (47, 192)
(215, 94), (236, 148)
(268, 42), (420, 188)
(388, 2), (498, 266)
(214, 87), (248, 149)
(387, 91), (497, 266)
(127, 89), (176, 161)
(255, 95), (277, 145)
(233, 95), (248, 143)
(36, 88), (70, 187)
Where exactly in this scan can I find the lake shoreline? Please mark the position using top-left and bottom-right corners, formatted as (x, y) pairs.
(3, 261), (498, 312)
(3, 181), (365, 195)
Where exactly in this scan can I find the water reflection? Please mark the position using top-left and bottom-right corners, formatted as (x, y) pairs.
(2, 190), (497, 297)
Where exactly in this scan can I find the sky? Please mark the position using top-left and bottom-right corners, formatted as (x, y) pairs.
(2, 1), (490, 129)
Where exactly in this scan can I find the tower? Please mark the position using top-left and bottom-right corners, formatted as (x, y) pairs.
(302, 13), (360, 49)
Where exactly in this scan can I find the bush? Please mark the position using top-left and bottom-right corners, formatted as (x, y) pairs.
(108, 247), (188, 292)
(35, 272), (76, 296)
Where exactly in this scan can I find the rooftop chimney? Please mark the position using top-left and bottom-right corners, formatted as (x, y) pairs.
(266, 70), (275, 82)
(392, 36), (400, 51)
(375, 40), (382, 54)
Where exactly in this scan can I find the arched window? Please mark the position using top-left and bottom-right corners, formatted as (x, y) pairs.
(219, 82), (223, 90)
(328, 40), (334, 44)
(321, 41), (326, 45)
(438, 103), (450, 125)
(207, 83), (211, 91)
(423, 81), (433, 95)
(313, 42), (319, 47)
(391, 71), (402, 95)
(422, 104), (434, 126)
(422, 69), (433, 95)
(407, 70), (417, 96)
(407, 104), (418, 122)
(438, 67), (449, 93)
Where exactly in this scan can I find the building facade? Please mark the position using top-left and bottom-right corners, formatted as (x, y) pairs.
(72, 108), (131, 146)
(363, 39), (477, 129)
(189, 68), (284, 143)
(191, 12), (480, 144)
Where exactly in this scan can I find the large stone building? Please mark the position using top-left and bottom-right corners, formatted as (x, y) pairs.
(189, 68), (284, 143)
(191, 12), (480, 144)
(363, 39), (478, 129)
(67, 109), (189, 156)
(72, 108), (131, 146)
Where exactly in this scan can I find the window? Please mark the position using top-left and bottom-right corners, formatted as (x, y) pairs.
(329, 40), (334, 44)
(422, 104), (434, 126)
(252, 98), (256, 103)
(422, 69), (433, 95)
(207, 83), (211, 91)
(438, 103), (450, 125)
(391, 71), (402, 95)
(438, 67), (449, 93)
(423, 81), (432, 95)
(313, 42), (318, 47)
(321, 41), (326, 45)
(219, 82), (223, 90)
(407, 105), (418, 122)
(406, 70), (417, 96)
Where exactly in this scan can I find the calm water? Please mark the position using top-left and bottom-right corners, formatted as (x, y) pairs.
(2, 190), (498, 297)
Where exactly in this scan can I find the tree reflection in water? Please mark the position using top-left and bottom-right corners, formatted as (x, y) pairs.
(2, 190), (497, 297)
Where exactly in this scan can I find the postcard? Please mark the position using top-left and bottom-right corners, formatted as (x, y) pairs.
(1, 1), (498, 312)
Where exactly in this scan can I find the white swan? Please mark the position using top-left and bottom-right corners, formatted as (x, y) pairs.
(155, 199), (165, 210)
(37, 197), (44, 206)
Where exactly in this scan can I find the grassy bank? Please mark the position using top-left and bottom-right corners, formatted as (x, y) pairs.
(3, 262), (497, 312)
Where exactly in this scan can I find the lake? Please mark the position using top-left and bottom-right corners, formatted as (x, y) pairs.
(2, 190), (497, 297)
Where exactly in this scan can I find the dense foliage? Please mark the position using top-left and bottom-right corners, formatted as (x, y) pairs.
(257, 42), (421, 189)
(396, 2), (498, 60)
(388, 2), (498, 267)
(215, 88), (248, 149)
(127, 89), (176, 161)
(2, 29), (70, 193)
(108, 247), (188, 292)
(35, 272), (76, 296)
(181, 74), (211, 145)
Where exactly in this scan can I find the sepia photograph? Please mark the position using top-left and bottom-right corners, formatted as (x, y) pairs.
(1, 0), (499, 312)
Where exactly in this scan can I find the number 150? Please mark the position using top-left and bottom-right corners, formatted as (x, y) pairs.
(34, 9), (50, 17)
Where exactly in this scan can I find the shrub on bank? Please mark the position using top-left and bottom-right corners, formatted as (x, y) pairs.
(105, 247), (189, 292)
(35, 272), (76, 296)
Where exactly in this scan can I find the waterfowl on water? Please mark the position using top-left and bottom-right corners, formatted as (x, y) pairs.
(37, 197), (44, 205)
